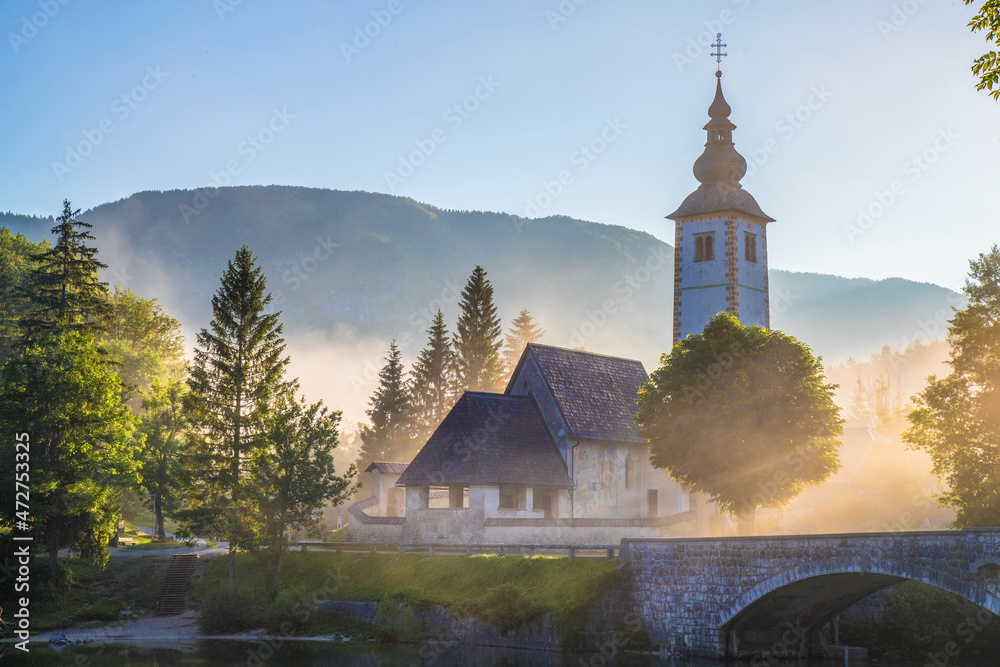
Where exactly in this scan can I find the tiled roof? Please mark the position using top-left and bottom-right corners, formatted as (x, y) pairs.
(396, 392), (571, 487)
(516, 344), (649, 443)
(364, 461), (409, 474)
(667, 183), (774, 222)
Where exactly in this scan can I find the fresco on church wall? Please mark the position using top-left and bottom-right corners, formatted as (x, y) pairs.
(599, 445), (617, 508)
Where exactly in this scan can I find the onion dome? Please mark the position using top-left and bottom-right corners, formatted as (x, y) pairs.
(668, 72), (773, 222)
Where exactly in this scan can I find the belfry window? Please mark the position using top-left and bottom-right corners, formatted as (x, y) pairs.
(694, 232), (715, 262)
(744, 232), (757, 264)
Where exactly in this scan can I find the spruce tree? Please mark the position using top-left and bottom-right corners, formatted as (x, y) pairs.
(357, 341), (411, 465)
(22, 200), (111, 340)
(409, 310), (457, 444)
(453, 266), (504, 392)
(184, 245), (291, 590)
(502, 309), (545, 375)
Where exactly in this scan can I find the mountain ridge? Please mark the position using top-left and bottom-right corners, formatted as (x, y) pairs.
(1, 186), (962, 420)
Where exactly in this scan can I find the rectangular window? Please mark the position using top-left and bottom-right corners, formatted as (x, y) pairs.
(499, 485), (517, 509)
(744, 232), (758, 263)
(647, 489), (659, 517)
(532, 490), (552, 518)
(694, 232), (715, 262)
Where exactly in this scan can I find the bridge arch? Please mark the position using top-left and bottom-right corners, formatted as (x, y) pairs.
(717, 556), (1000, 658)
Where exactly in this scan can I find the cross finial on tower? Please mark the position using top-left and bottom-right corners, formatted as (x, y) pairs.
(711, 33), (727, 73)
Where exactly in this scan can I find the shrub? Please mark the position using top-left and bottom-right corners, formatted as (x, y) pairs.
(374, 594), (421, 643)
(264, 590), (314, 635)
(197, 588), (261, 634)
(478, 582), (542, 634)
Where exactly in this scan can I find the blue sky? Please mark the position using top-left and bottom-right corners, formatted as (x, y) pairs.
(1, 0), (995, 291)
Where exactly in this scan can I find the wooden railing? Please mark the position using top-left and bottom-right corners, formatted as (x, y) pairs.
(293, 541), (619, 559)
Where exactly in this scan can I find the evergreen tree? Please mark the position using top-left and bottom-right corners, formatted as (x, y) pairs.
(850, 376), (872, 425)
(453, 266), (504, 392)
(184, 245), (291, 590)
(409, 310), (457, 444)
(502, 309), (545, 375)
(21, 200), (111, 341)
(357, 341), (411, 465)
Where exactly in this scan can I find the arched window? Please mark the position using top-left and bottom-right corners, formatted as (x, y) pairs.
(744, 232), (757, 263)
(694, 232), (715, 262)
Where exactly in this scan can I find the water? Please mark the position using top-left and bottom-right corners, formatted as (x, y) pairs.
(0, 639), (921, 667)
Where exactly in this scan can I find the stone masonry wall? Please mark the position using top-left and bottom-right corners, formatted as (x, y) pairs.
(620, 530), (1000, 658)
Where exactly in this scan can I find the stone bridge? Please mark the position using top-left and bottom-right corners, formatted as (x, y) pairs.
(618, 529), (1000, 659)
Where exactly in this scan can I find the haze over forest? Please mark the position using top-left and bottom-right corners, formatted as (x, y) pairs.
(1, 186), (961, 433)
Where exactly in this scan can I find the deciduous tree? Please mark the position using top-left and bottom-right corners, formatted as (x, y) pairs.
(136, 379), (188, 541)
(904, 246), (1000, 526)
(101, 287), (186, 410)
(637, 313), (843, 534)
(251, 391), (357, 595)
(966, 0), (1000, 99)
(0, 331), (138, 578)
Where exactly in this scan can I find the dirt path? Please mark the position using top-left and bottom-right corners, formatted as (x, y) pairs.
(107, 545), (229, 558)
(30, 612), (201, 649)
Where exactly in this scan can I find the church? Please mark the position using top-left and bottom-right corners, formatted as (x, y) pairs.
(349, 55), (775, 546)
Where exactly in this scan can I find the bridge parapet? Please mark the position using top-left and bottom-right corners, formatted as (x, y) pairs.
(620, 529), (1000, 658)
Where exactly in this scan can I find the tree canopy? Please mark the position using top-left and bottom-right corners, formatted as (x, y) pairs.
(357, 341), (412, 466)
(0, 228), (47, 365)
(408, 310), (457, 446)
(637, 313), (843, 534)
(453, 265), (504, 393)
(904, 245), (1000, 526)
(502, 309), (544, 375)
(21, 200), (110, 340)
(0, 330), (138, 577)
(966, 0), (1000, 99)
(251, 391), (357, 594)
(184, 245), (292, 590)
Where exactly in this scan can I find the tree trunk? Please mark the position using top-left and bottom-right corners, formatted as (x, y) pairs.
(47, 521), (59, 581)
(154, 491), (165, 542)
(270, 539), (284, 600)
(228, 542), (238, 591)
(736, 504), (756, 536)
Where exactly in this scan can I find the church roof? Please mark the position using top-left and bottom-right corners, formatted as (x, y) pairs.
(395, 392), (572, 488)
(509, 344), (649, 444)
(364, 461), (408, 474)
(668, 182), (774, 222)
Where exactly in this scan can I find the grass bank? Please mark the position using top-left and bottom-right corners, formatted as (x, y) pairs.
(11, 556), (170, 632)
(194, 550), (621, 645)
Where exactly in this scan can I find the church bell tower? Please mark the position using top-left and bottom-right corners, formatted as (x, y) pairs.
(668, 35), (774, 345)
